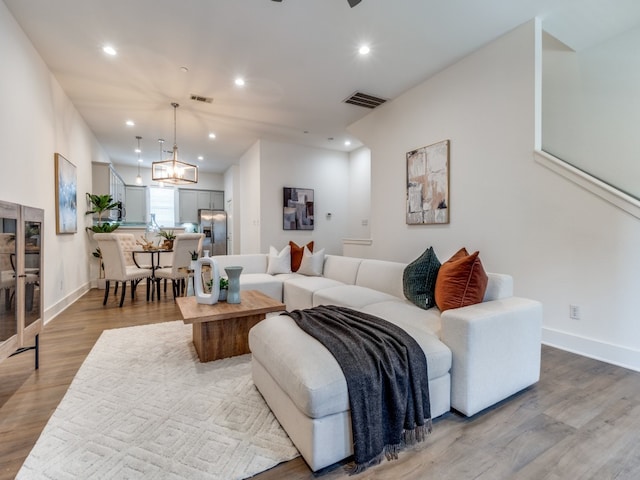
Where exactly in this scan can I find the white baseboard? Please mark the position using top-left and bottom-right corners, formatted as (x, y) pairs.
(542, 326), (640, 373)
(44, 282), (91, 324)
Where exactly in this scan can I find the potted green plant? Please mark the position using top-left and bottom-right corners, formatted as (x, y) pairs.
(85, 193), (120, 233)
(158, 230), (176, 249)
(207, 277), (229, 301)
(91, 247), (108, 289)
(189, 250), (199, 269)
(92, 247), (104, 277)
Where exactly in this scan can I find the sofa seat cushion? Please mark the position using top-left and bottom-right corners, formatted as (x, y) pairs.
(360, 300), (443, 338)
(284, 276), (345, 311)
(249, 312), (451, 419)
(312, 284), (399, 309)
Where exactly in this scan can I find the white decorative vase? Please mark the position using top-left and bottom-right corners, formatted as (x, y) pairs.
(194, 256), (220, 304)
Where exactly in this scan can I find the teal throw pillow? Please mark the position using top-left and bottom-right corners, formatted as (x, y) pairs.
(403, 246), (441, 310)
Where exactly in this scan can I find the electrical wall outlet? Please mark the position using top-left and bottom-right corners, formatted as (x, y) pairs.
(569, 304), (581, 320)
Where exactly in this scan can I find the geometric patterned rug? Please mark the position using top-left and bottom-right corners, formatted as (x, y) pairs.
(16, 321), (300, 479)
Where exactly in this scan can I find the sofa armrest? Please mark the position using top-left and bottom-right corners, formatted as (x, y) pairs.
(440, 297), (542, 416)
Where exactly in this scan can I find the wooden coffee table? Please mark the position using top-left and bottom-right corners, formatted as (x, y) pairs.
(176, 290), (286, 362)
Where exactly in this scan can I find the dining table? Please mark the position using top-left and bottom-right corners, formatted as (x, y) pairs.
(129, 248), (172, 300)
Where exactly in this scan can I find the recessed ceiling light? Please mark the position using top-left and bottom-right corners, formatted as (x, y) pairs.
(358, 45), (370, 55)
(208, 132), (216, 139)
(234, 77), (245, 87)
(138, 158), (144, 163)
(103, 45), (117, 56)
(345, 140), (352, 146)
(180, 66), (189, 73)
(126, 120), (135, 127)
(197, 156), (204, 161)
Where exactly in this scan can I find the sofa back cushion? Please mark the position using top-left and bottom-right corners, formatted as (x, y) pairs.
(355, 259), (406, 299)
(323, 255), (362, 284)
(213, 254), (267, 274)
(484, 273), (513, 301)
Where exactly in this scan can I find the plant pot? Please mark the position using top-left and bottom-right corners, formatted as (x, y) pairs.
(218, 288), (227, 302)
(163, 240), (174, 250)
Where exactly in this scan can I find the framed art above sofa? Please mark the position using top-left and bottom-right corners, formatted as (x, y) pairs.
(283, 187), (314, 230)
(406, 139), (450, 225)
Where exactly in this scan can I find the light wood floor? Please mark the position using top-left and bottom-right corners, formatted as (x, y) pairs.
(2, 289), (640, 479)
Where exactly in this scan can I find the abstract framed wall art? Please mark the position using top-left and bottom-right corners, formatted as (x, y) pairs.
(406, 139), (450, 225)
(283, 187), (314, 230)
(55, 153), (78, 234)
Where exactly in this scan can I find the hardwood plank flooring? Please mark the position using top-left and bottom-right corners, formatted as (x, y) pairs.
(2, 289), (640, 479)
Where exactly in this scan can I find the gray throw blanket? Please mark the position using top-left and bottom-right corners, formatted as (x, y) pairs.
(286, 305), (431, 474)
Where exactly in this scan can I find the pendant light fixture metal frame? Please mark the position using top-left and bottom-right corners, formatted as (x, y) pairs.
(152, 103), (198, 185)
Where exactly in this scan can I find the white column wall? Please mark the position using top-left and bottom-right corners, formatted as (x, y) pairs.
(258, 140), (349, 256)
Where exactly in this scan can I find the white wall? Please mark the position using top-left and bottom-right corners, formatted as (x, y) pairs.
(346, 147), (371, 240)
(1, 2), (109, 320)
(542, 27), (640, 200)
(349, 20), (640, 371)
(257, 140), (349, 256)
(238, 141), (261, 253)
(224, 165), (240, 254)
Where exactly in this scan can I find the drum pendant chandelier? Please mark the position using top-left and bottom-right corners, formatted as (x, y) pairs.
(152, 102), (198, 185)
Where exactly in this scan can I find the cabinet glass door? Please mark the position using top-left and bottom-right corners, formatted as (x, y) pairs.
(0, 202), (18, 345)
(22, 207), (43, 329)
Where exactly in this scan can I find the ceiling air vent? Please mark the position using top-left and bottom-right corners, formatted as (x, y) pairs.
(190, 94), (213, 104)
(343, 91), (387, 109)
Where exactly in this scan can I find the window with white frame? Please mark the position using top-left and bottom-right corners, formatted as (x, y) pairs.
(148, 186), (175, 227)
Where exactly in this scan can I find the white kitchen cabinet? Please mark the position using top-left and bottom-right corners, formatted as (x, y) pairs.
(124, 186), (146, 224)
(178, 189), (224, 223)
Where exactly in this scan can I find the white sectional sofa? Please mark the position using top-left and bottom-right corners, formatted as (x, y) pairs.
(212, 253), (542, 471)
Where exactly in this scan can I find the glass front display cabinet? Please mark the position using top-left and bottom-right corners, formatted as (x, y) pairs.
(0, 200), (42, 368)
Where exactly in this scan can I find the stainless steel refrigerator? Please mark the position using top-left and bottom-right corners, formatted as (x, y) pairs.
(198, 209), (227, 256)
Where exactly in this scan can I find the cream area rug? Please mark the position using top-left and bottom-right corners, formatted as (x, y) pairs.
(17, 321), (299, 479)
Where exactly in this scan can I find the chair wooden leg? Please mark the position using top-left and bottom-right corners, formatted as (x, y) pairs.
(156, 279), (161, 300)
(119, 282), (127, 307)
(103, 280), (110, 305)
(131, 280), (136, 300)
(114, 282), (119, 295)
(146, 280), (150, 301)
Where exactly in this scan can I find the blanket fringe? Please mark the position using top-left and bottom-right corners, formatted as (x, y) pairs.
(345, 452), (384, 475)
(345, 418), (433, 475)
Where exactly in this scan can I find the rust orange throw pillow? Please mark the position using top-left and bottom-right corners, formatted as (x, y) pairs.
(290, 241), (314, 272)
(435, 248), (488, 312)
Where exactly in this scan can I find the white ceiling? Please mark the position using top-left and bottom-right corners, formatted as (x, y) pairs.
(4, 0), (635, 174)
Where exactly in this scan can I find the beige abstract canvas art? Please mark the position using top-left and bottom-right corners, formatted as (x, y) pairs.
(406, 139), (450, 225)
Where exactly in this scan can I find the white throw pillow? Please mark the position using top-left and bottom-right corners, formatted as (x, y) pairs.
(297, 246), (325, 276)
(267, 245), (292, 275)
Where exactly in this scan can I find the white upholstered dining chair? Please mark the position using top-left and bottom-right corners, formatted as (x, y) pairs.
(154, 233), (204, 300)
(93, 233), (153, 307)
